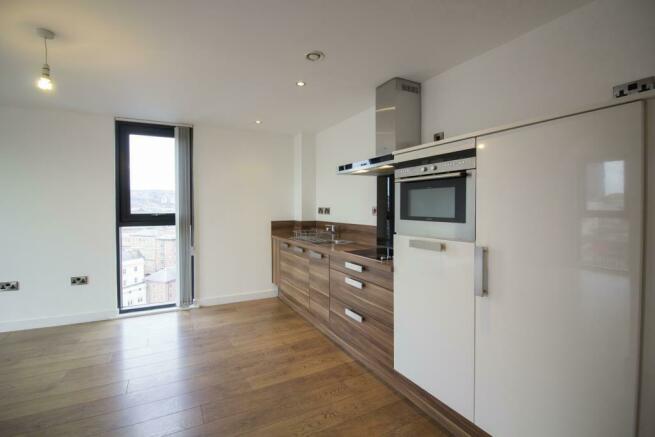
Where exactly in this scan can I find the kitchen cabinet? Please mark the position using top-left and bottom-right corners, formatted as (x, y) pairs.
(474, 102), (644, 436)
(329, 297), (394, 369)
(330, 253), (393, 290)
(308, 249), (330, 324)
(394, 234), (475, 421)
(278, 242), (310, 309)
(275, 241), (333, 323)
(273, 237), (395, 372)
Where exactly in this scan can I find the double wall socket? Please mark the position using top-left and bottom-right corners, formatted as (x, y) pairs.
(0, 281), (19, 291)
(317, 207), (331, 215)
(613, 76), (654, 98)
(71, 276), (89, 286)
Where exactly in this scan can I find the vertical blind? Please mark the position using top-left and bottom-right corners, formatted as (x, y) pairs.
(176, 126), (194, 307)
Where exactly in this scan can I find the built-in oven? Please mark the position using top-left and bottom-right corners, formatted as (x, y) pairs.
(394, 146), (476, 241)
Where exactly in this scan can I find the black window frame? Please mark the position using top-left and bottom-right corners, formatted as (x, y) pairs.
(115, 121), (176, 227)
(400, 175), (467, 223)
(115, 120), (177, 314)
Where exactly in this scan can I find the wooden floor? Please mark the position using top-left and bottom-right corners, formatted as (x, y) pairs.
(0, 298), (448, 436)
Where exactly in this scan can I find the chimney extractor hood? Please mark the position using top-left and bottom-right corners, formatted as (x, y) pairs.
(337, 77), (421, 175)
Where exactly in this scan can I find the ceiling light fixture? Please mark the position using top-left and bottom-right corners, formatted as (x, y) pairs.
(305, 51), (325, 62)
(255, 120), (262, 124)
(296, 81), (306, 87)
(36, 28), (55, 92)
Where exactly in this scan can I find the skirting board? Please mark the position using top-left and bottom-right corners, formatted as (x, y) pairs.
(0, 309), (119, 333)
(197, 288), (278, 307)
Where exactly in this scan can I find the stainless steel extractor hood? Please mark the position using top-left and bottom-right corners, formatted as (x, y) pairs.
(337, 77), (421, 175)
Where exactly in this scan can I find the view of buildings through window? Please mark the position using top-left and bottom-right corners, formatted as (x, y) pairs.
(120, 225), (177, 308)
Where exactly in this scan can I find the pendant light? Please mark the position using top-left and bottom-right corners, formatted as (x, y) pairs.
(36, 28), (55, 91)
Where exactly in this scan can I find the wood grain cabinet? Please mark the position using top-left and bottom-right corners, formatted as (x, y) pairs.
(278, 242), (310, 309)
(327, 252), (394, 370)
(308, 249), (330, 324)
(273, 237), (394, 372)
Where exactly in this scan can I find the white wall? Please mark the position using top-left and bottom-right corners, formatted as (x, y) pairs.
(421, 0), (655, 141)
(0, 105), (295, 329)
(0, 106), (118, 331)
(293, 132), (316, 221)
(315, 107), (377, 225)
(193, 125), (294, 306)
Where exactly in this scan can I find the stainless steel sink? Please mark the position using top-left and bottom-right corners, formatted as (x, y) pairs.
(290, 229), (352, 245)
(323, 239), (353, 245)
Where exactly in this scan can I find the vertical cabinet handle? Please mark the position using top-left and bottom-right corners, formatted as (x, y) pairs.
(344, 308), (364, 323)
(345, 277), (363, 289)
(344, 261), (363, 273)
(474, 246), (488, 297)
(309, 251), (323, 259)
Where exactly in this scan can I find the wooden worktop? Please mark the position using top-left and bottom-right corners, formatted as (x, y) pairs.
(271, 220), (393, 271)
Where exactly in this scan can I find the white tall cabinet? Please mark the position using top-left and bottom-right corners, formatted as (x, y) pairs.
(474, 102), (644, 436)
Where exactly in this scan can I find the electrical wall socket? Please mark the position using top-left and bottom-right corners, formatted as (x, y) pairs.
(317, 207), (331, 215)
(613, 76), (654, 98)
(433, 131), (445, 142)
(0, 281), (19, 291)
(372, 206), (377, 216)
(324, 207), (330, 215)
(71, 276), (89, 286)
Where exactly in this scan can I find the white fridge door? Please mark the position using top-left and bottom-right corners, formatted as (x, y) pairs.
(394, 234), (475, 420)
(475, 102), (644, 437)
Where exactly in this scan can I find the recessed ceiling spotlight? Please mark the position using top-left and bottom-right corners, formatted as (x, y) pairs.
(36, 28), (56, 91)
(305, 51), (325, 62)
(255, 120), (262, 124)
(296, 81), (306, 87)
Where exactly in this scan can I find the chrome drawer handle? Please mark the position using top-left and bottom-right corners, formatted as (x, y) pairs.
(309, 251), (323, 259)
(344, 261), (363, 273)
(292, 246), (304, 254)
(345, 277), (363, 289)
(409, 239), (445, 252)
(344, 308), (363, 323)
(281, 243), (289, 248)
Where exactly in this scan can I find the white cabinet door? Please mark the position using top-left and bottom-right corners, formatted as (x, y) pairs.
(475, 102), (644, 437)
(394, 234), (475, 420)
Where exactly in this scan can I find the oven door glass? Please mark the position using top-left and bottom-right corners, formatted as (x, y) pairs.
(400, 175), (467, 223)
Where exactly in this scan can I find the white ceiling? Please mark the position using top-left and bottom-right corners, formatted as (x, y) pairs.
(0, 0), (592, 134)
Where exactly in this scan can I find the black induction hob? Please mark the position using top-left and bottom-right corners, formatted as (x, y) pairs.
(347, 247), (393, 262)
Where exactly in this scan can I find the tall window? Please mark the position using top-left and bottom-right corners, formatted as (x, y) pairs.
(116, 121), (177, 312)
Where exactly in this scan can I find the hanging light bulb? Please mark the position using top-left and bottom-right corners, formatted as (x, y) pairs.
(36, 28), (55, 92)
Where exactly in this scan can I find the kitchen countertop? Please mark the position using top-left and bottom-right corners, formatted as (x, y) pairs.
(272, 233), (393, 270)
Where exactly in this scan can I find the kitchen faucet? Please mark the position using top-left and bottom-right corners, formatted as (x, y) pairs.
(325, 224), (337, 240)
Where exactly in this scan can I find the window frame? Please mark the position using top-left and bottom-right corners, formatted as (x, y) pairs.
(115, 121), (176, 227)
(115, 120), (178, 313)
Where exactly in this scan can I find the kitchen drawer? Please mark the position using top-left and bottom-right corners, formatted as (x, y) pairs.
(330, 253), (393, 290)
(309, 289), (329, 323)
(330, 268), (393, 328)
(279, 249), (309, 291)
(330, 297), (393, 369)
(279, 241), (309, 259)
(280, 278), (309, 310)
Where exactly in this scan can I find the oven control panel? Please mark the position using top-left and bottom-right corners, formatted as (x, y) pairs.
(395, 156), (476, 179)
